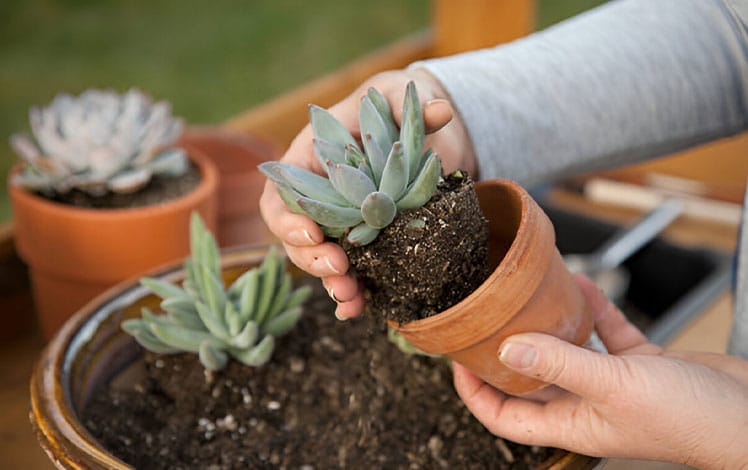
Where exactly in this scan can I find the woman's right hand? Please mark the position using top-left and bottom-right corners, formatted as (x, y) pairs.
(259, 68), (477, 319)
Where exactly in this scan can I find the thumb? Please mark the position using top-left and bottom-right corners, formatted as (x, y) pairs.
(499, 333), (625, 400)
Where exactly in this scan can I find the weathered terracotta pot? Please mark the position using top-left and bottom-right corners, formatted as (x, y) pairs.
(177, 127), (279, 247)
(390, 179), (594, 395)
(9, 150), (218, 340)
(30, 245), (601, 470)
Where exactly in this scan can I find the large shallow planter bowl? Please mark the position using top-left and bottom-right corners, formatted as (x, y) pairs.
(9, 150), (218, 339)
(30, 245), (601, 469)
(391, 179), (594, 396)
(177, 127), (279, 247)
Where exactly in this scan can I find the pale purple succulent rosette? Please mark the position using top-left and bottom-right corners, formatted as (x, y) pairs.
(10, 88), (189, 196)
(259, 82), (442, 246)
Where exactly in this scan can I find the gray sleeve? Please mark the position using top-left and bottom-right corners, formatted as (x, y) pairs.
(412, 0), (748, 187)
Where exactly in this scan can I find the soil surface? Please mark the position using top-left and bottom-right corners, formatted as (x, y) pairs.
(343, 173), (490, 324)
(42, 163), (201, 209)
(83, 282), (559, 469)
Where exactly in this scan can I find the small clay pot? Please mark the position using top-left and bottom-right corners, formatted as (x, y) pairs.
(390, 179), (594, 395)
(9, 150), (218, 340)
(177, 128), (280, 247)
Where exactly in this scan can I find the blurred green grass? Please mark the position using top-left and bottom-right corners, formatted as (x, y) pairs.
(0, 0), (604, 223)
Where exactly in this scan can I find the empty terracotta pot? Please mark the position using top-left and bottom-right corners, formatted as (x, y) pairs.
(9, 150), (218, 340)
(177, 128), (280, 247)
(390, 179), (594, 395)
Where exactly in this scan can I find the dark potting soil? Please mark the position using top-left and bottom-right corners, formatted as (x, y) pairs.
(83, 284), (558, 469)
(42, 163), (201, 209)
(343, 173), (490, 324)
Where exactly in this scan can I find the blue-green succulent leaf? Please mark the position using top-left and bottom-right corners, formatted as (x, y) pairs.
(366, 87), (399, 143)
(378, 142), (408, 200)
(400, 81), (425, 182)
(360, 95), (393, 160)
(259, 161), (348, 206)
(148, 320), (218, 353)
(345, 144), (369, 168)
(263, 306), (302, 337)
(313, 138), (347, 167)
(123, 319), (180, 354)
(326, 161), (376, 207)
(297, 196), (363, 228)
(276, 184), (306, 215)
(140, 277), (185, 299)
(238, 268), (259, 322)
(254, 247), (279, 325)
(396, 153), (441, 211)
(361, 191), (397, 229)
(363, 134), (387, 186)
(231, 320), (258, 349)
(322, 226), (347, 238)
(225, 301), (241, 336)
(199, 265), (226, 319)
(284, 284), (312, 310)
(266, 273), (291, 320)
(346, 223), (380, 246)
(199, 341), (228, 371)
(196, 301), (229, 339)
(309, 105), (358, 149)
(231, 334), (275, 367)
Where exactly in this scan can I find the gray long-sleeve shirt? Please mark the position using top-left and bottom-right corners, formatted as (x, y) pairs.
(414, 0), (748, 357)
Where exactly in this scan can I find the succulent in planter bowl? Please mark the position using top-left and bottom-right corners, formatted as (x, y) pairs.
(123, 213), (311, 371)
(8, 87), (218, 339)
(10, 88), (189, 196)
(261, 82), (594, 396)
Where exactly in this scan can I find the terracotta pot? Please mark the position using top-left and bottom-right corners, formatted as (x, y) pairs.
(177, 127), (280, 247)
(9, 150), (218, 340)
(30, 245), (601, 470)
(390, 179), (594, 396)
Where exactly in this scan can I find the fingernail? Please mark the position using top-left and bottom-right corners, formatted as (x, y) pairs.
(328, 286), (340, 303)
(311, 256), (341, 275)
(288, 229), (316, 245)
(334, 306), (347, 321)
(425, 98), (449, 107)
(499, 343), (537, 370)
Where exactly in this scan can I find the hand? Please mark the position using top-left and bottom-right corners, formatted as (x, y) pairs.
(453, 275), (748, 469)
(259, 68), (477, 319)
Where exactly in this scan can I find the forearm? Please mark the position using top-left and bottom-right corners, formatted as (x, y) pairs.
(412, 0), (748, 187)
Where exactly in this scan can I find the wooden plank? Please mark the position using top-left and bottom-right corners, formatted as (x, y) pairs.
(223, 31), (433, 149)
(432, 0), (536, 56)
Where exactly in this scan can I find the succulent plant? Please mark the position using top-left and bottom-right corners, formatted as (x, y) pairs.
(259, 81), (441, 246)
(10, 88), (189, 196)
(122, 213), (311, 371)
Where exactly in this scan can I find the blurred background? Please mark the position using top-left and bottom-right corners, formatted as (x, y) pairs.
(0, 0), (605, 223)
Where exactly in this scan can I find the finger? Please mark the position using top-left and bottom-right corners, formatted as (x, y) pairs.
(322, 274), (359, 303)
(423, 99), (453, 133)
(283, 241), (349, 278)
(259, 180), (324, 246)
(575, 274), (661, 355)
(498, 332), (631, 402)
(334, 290), (365, 320)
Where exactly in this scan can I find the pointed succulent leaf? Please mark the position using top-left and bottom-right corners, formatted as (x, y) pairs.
(199, 265), (226, 318)
(312, 138), (347, 168)
(396, 153), (441, 210)
(345, 144), (369, 168)
(231, 335), (275, 367)
(360, 95), (393, 159)
(296, 196), (363, 228)
(309, 105), (358, 149)
(378, 142), (408, 200)
(361, 192), (397, 229)
(182, 276), (200, 300)
(196, 301), (229, 340)
(123, 319), (180, 354)
(276, 184), (306, 215)
(254, 248), (280, 325)
(346, 223), (380, 246)
(265, 273), (292, 320)
(400, 81), (425, 182)
(231, 320), (259, 349)
(198, 228), (221, 281)
(148, 320), (218, 353)
(227, 268), (253, 299)
(363, 134), (387, 186)
(366, 87), (399, 143)
(238, 268), (259, 322)
(225, 301), (241, 336)
(259, 161), (349, 206)
(263, 306), (303, 337)
(199, 341), (228, 371)
(147, 148), (189, 177)
(326, 161), (376, 207)
(140, 277), (186, 299)
(284, 284), (312, 310)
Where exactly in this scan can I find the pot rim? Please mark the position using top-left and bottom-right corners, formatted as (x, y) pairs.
(8, 146), (218, 221)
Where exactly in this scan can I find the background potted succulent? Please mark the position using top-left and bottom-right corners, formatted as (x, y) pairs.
(30, 214), (600, 468)
(260, 82), (593, 395)
(8, 88), (218, 339)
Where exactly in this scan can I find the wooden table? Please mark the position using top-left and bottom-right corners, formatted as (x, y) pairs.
(0, 189), (738, 469)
